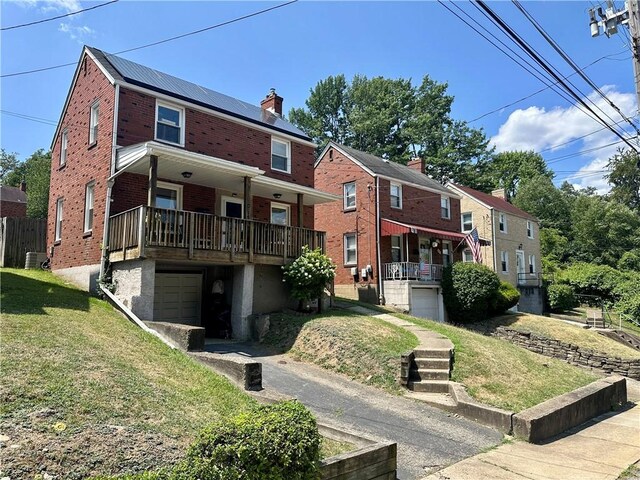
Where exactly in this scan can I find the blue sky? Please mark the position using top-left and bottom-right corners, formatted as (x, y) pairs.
(1, 1), (637, 192)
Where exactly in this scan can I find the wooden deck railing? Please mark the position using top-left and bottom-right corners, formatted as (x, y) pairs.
(108, 205), (326, 261)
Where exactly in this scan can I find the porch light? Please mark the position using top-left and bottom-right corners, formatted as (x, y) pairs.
(181, 171), (193, 179)
(273, 193), (282, 199)
(432, 240), (439, 248)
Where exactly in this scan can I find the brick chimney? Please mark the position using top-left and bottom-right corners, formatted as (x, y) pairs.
(20, 180), (26, 193)
(260, 88), (283, 117)
(407, 157), (425, 173)
(491, 188), (507, 201)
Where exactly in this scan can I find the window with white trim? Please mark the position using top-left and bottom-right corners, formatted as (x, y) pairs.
(60, 129), (68, 167)
(84, 182), (95, 233)
(463, 249), (473, 263)
(153, 181), (183, 210)
(270, 202), (290, 226)
(499, 213), (507, 233)
(529, 254), (536, 274)
(343, 181), (356, 210)
(391, 235), (402, 262)
(461, 212), (472, 232)
(271, 138), (290, 173)
(390, 183), (402, 209)
(441, 196), (450, 219)
(55, 198), (64, 241)
(155, 101), (184, 145)
(442, 240), (453, 267)
(500, 251), (508, 273)
(527, 220), (533, 239)
(344, 233), (357, 265)
(89, 102), (99, 144)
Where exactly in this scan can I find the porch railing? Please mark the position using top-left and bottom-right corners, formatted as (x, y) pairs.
(108, 205), (326, 260)
(517, 272), (542, 287)
(383, 262), (443, 282)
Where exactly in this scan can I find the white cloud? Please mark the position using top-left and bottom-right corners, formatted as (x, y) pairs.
(491, 86), (637, 192)
(58, 22), (94, 42)
(16, 0), (82, 13)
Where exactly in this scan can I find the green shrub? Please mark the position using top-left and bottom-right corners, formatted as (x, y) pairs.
(557, 263), (619, 303)
(547, 284), (578, 312)
(442, 263), (500, 323)
(491, 281), (520, 314)
(618, 249), (640, 272)
(283, 246), (336, 307)
(617, 293), (640, 320)
(187, 400), (321, 480)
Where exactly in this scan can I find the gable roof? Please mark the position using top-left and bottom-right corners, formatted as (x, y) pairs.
(85, 47), (310, 142)
(319, 142), (453, 196)
(0, 186), (27, 204)
(449, 183), (538, 221)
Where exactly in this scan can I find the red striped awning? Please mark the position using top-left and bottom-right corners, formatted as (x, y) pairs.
(381, 218), (490, 245)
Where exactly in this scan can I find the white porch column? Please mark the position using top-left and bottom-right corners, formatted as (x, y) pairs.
(231, 264), (254, 340)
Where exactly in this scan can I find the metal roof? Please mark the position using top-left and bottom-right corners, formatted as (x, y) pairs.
(87, 47), (310, 141)
(330, 143), (451, 195)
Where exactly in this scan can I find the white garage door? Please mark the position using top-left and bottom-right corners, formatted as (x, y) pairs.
(154, 273), (202, 325)
(411, 288), (440, 322)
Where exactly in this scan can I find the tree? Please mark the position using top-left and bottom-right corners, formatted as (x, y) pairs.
(0, 149), (20, 183)
(3, 149), (51, 219)
(606, 148), (640, 212)
(483, 150), (554, 199)
(514, 175), (570, 232)
(289, 74), (493, 187)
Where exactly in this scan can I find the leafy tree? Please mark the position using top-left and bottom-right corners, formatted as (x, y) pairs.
(3, 149), (51, 219)
(0, 149), (20, 183)
(540, 228), (569, 266)
(606, 148), (640, 212)
(513, 175), (570, 231)
(483, 150), (553, 199)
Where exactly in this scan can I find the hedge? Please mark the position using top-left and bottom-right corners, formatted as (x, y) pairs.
(442, 262), (500, 323)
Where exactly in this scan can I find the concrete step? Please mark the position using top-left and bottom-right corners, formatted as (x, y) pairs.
(409, 368), (450, 381)
(414, 358), (451, 370)
(407, 380), (450, 393)
(413, 348), (452, 359)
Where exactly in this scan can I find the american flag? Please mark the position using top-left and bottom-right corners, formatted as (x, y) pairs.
(464, 227), (483, 264)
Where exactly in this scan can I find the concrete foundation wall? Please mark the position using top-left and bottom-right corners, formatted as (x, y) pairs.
(383, 281), (411, 311)
(334, 283), (379, 304)
(112, 259), (156, 321)
(252, 264), (296, 313)
(54, 263), (100, 292)
(518, 286), (544, 315)
(232, 265), (254, 341)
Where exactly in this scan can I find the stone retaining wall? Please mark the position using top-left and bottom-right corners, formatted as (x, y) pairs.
(493, 327), (640, 380)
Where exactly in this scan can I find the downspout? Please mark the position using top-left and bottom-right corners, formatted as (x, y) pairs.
(376, 176), (385, 305)
(100, 84), (119, 280)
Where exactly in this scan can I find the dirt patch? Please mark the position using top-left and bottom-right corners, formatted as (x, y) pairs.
(0, 409), (186, 479)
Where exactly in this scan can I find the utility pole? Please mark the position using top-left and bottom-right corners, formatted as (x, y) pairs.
(589, 0), (640, 113)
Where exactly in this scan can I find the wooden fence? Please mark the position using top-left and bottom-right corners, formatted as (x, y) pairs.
(0, 217), (47, 268)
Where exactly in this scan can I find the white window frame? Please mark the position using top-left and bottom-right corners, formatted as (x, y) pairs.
(343, 181), (356, 210)
(221, 195), (244, 219)
(55, 198), (64, 241)
(154, 181), (183, 210)
(390, 182), (402, 209)
(499, 212), (507, 233)
(270, 202), (290, 226)
(500, 251), (509, 273)
(441, 196), (450, 219)
(60, 129), (68, 167)
(89, 102), (99, 145)
(442, 240), (453, 267)
(391, 235), (402, 262)
(529, 254), (536, 274)
(527, 220), (533, 239)
(271, 137), (291, 174)
(84, 182), (95, 233)
(461, 212), (473, 232)
(463, 249), (474, 263)
(155, 100), (185, 146)
(344, 233), (357, 265)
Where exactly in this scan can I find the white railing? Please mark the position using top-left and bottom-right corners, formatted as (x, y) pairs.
(383, 262), (443, 282)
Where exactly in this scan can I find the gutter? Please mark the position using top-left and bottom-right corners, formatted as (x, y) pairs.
(376, 176), (385, 305)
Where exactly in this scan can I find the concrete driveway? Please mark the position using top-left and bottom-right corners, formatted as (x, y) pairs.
(205, 342), (503, 480)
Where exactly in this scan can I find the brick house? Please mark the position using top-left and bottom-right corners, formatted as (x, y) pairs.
(446, 183), (544, 314)
(0, 183), (27, 217)
(315, 142), (475, 322)
(48, 46), (337, 339)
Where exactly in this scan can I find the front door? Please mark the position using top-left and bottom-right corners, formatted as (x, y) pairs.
(221, 197), (244, 249)
(419, 237), (432, 280)
(516, 250), (525, 284)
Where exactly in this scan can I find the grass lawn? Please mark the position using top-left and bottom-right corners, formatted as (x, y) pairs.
(395, 313), (600, 412)
(481, 313), (640, 360)
(262, 310), (419, 393)
(1, 269), (349, 478)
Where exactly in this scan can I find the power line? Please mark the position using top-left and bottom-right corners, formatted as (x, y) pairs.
(1, 0), (119, 31)
(1, 0), (298, 78)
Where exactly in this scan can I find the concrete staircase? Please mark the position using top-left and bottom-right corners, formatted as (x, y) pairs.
(406, 346), (453, 393)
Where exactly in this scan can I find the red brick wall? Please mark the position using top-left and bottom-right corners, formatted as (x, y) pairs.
(314, 146), (462, 286)
(0, 201), (27, 217)
(48, 54), (115, 270)
(116, 88), (315, 188)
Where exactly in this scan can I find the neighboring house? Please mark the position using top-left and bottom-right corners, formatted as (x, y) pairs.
(48, 46), (337, 339)
(315, 142), (474, 322)
(446, 183), (544, 314)
(0, 183), (27, 217)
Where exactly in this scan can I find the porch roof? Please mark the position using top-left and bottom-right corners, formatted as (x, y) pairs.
(381, 218), (491, 245)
